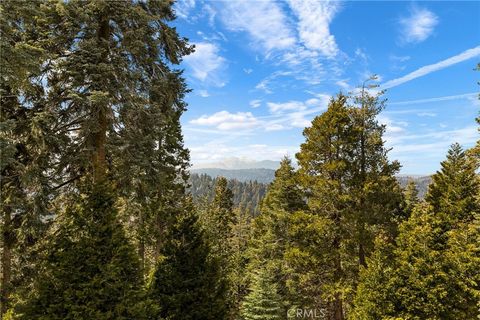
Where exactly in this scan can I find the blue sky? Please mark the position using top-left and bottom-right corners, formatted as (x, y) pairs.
(172, 0), (480, 174)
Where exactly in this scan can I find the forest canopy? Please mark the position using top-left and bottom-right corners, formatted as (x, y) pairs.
(1, 1), (479, 320)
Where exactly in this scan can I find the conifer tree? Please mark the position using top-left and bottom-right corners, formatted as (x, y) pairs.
(202, 177), (237, 317)
(15, 183), (148, 319)
(5, 0), (194, 317)
(149, 198), (227, 320)
(426, 143), (480, 222)
(294, 88), (403, 318)
(240, 267), (285, 320)
(247, 157), (306, 315)
(403, 180), (420, 217)
(354, 204), (480, 319)
(1, 2), (54, 314)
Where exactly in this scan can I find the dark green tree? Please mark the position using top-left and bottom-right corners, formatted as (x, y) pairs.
(240, 267), (285, 320)
(0, 2), (54, 314)
(403, 180), (420, 217)
(295, 87), (403, 318)
(247, 157), (306, 316)
(426, 143), (480, 222)
(201, 177), (237, 317)
(15, 183), (148, 320)
(149, 198), (227, 320)
(354, 204), (480, 319)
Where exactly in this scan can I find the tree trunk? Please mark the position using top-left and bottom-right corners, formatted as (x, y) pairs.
(91, 17), (110, 183)
(359, 241), (366, 267)
(1, 205), (12, 316)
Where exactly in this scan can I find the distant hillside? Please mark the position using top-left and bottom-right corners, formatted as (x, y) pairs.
(190, 168), (432, 198)
(188, 173), (268, 216)
(396, 175), (432, 198)
(191, 168), (276, 184)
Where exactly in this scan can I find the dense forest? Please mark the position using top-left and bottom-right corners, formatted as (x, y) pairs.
(1, 1), (479, 320)
(189, 173), (267, 216)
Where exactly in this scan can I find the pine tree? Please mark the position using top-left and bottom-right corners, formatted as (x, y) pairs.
(1, 2), (53, 314)
(149, 198), (227, 320)
(354, 204), (480, 319)
(403, 180), (420, 217)
(240, 267), (285, 320)
(426, 143), (480, 222)
(247, 157), (306, 315)
(18, 0), (194, 274)
(294, 88), (403, 318)
(15, 183), (148, 319)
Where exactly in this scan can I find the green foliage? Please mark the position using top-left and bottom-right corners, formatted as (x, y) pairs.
(293, 89), (403, 315)
(247, 157), (306, 312)
(354, 204), (480, 319)
(240, 268), (285, 320)
(426, 143), (480, 222)
(14, 183), (149, 320)
(149, 199), (227, 320)
(190, 173), (268, 216)
(403, 180), (420, 217)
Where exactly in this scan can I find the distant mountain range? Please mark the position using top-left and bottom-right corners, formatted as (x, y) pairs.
(190, 168), (432, 197)
(190, 168), (276, 184)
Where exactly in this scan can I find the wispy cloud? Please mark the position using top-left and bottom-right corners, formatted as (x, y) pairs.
(382, 46), (480, 89)
(183, 42), (227, 87)
(267, 101), (307, 113)
(197, 90), (210, 97)
(389, 92), (478, 105)
(190, 111), (260, 130)
(399, 6), (438, 44)
(174, 0), (196, 20)
(249, 99), (262, 108)
(189, 144), (298, 166)
(287, 0), (340, 57)
(218, 0), (344, 90)
(220, 0), (296, 53)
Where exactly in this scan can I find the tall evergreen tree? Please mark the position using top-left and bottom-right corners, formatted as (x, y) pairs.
(15, 183), (148, 319)
(0, 2), (54, 314)
(240, 267), (285, 320)
(5, 0), (194, 317)
(149, 198), (227, 320)
(294, 88), (403, 318)
(200, 177), (237, 317)
(24, 0), (193, 274)
(403, 180), (420, 217)
(354, 204), (480, 319)
(426, 143), (480, 222)
(247, 157), (306, 316)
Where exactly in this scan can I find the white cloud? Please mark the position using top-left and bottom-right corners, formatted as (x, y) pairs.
(254, 71), (293, 94)
(389, 92), (479, 105)
(249, 99), (262, 108)
(174, 0), (196, 20)
(417, 112), (437, 117)
(390, 55), (411, 63)
(267, 101), (307, 113)
(220, 0), (296, 52)
(355, 48), (368, 62)
(190, 111), (260, 130)
(190, 145), (299, 168)
(183, 42), (227, 87)
(198, 90), (209, 97)
(382, 46), (480, 89)
(399, 6), (438, 44)
(265, 124), (285, 131)
(336, 79), (351, 90)
(243, 68), (253, 74)
(377, 115), (408, 135)
(287, 0), (340, 57)
(218, 0), (345, 91)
